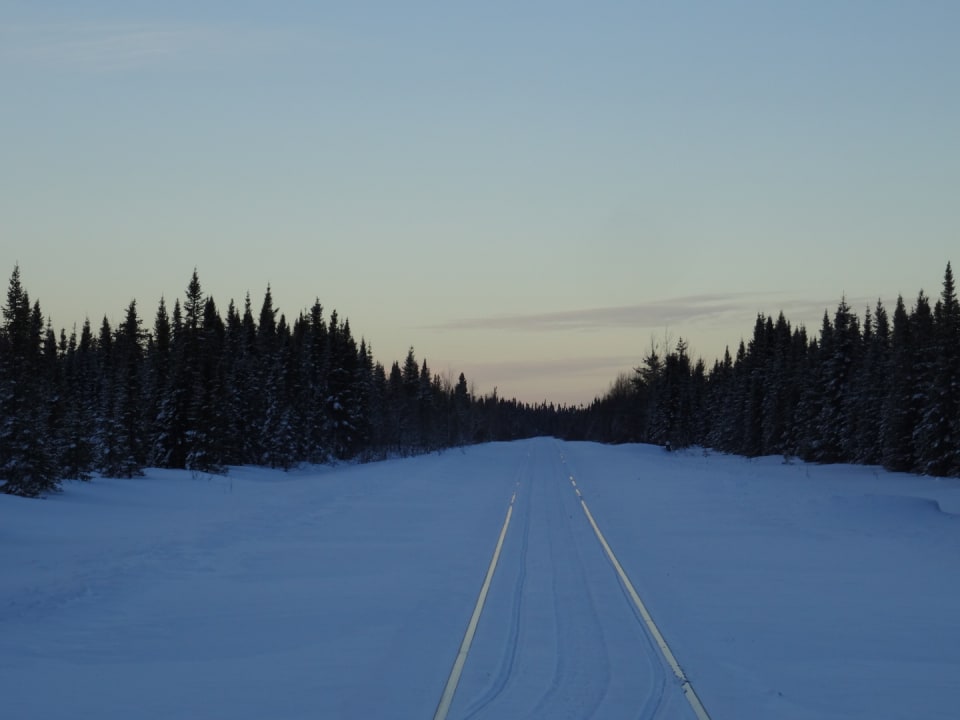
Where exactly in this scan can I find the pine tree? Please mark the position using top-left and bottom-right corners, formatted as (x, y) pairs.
(259, 301), (296, 469)
(353, 339), (375, 457)
(882, 296), (916, 471)
(453, 372), (471, 446)
(104, 301), (147, 477)
(302, 300), (330, 462)
(660, 338), (695, 448)
(368, 360), (390, 456)
(219, 300), (246, 465)
(812, 299), (861, 462)
(59, 323), (96, 480)
(400, 347), (420, 452)
(916, 263), (960, 475)
(0, 267), (59, 496)
(386, 360), (404, 452)
(255, 286), (293, 468)
(852, 301), (889, 464)
(41, 322), (69, 478)
(145, 298), (172, 466)
(418, 358), (435, 450)
(236, 293), (263, 463)
(780, 324), (810, 457)
(325, 315), (360, 460)
(704, 347), (736, 451)
(185, 296), (227, 472)
(908, 291), (937, 473)
(633, 340), (663, 444)
(154, 289), (191, 468)
(93, 315), (123, 475)
(742, 315), (769, 456)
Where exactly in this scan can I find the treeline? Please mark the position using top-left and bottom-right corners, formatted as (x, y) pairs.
(8, 263), (956, 498)
(0, 268), (559, 497)
(576, 262), (960, 478)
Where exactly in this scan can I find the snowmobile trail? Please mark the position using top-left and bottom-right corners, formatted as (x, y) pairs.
(562, 444), (711, 720)
(455, 450), (535, 718)
(447, 438), (699, 719)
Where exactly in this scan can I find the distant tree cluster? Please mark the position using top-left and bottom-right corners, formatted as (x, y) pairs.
(0, 268), (557, 497)
(577, 263), (960, 478)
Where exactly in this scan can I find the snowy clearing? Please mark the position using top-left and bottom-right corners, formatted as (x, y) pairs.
(3, 439), (959, 719)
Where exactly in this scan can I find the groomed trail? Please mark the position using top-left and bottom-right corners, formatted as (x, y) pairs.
(444, 440), (699, 720)
(5, 437), (960, 719)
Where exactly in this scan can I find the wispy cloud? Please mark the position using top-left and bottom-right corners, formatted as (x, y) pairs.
(430, 292), (784, 333)
(0, 20), (289, 71)
(430, 291), (884, 335)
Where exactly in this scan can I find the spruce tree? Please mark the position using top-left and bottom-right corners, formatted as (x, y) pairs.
(853, 301), (890, 464)
(185, 296), (227, 472)
(908, 291), (937, 473)
(401, 347), (420, 451)
(387, 360), (404, 453)
(453, 372), (471, 446)
(104, 301), (147, 477)
(60, 323), (96, 480)
(353, 339), (376, 457)
(916, 264), (960, 475)
(302, 300), (330, 462)
(154, 294), (190, 468)
(882, 296), (916, 471)
(368, 360), (390, 456)
(0, 267), (59, 496)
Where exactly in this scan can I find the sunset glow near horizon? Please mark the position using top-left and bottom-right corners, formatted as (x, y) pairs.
(3, 2), (958, 405)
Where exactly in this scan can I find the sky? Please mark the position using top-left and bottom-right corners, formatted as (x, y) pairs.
(2, 1), (958, 405)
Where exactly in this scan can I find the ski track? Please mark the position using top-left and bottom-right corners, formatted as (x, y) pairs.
(461, 451), (533, 719)
(527, 447), (611, 718)
(560, 443), (672, 720)
(452, 439), (683, 720)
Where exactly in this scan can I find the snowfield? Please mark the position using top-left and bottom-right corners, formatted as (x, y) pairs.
(3, 438), (960, 719)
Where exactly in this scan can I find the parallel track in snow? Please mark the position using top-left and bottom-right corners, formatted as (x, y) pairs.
(565, 451), (712, 720)
(458, 451), (534, 718)
(433, 480), (521, 720)
(437, 441), (711, 719)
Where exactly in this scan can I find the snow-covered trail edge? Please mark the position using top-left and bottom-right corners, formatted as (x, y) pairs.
(3, 438), (960, 720)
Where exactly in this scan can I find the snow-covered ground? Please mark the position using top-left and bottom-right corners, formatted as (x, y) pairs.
(3, 439), (959, 719)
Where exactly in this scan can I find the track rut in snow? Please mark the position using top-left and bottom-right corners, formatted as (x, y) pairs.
(450, 439), (684, 719)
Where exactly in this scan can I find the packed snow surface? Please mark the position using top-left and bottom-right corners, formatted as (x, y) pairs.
(3, 438), (959, 719)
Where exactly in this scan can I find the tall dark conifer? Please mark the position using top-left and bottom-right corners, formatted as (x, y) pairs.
(186, 296), (226, 472)
(0, 267), (59, 496)
(108, 300), (147, 476)
(907, 292), (937, 472)
(916, 264), (960, 475)
(145, 298), (171, 465)
(60, 323), (97, 480)
(853, 301), (889, 464)
(882, 296), (916, 471)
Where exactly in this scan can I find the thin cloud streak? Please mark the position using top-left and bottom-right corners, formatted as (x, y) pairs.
(432, 292), (885, 335)
(433, 292), (781, 333)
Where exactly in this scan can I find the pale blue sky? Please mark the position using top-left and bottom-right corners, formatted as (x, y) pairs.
(3, 1), (957, 404)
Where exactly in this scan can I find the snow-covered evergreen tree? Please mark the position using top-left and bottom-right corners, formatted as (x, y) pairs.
(915, 264), (960, 475)
(0, 267), (59, 496)
(881, 296), (917, 472)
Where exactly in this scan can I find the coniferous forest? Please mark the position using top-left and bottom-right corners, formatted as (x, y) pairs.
(2, 263), (958, 497)
(0, 268), (559, 497)
(579, 262), (960, 478)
